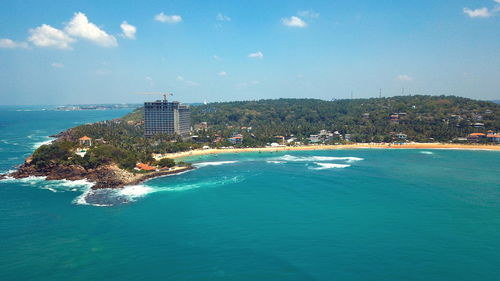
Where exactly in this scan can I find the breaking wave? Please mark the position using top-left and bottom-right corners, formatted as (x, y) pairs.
(420, 151), (434, 155)
(193, 161), (238, 168)
(32, 138), (54, 149)
(310, 163), (351, 170)
(266, 160), (285, 164)
(74, 176), (244, 206)
(275, 155), (364, 163)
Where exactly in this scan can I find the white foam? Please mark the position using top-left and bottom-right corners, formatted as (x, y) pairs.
(17, 176), (48, 184)
(117, 184), (154, 198)
(266, 160), (285, 164)
(55, 179), (94, 189)
(310, 162), (351, 170)
(193, 161), (238, 168)
(72, 188), (113, 207)
(41, 186), (58, 193)
(276, 155), (364, 163)
(420, 151), (434, 155)
(32, 138), (54, 149)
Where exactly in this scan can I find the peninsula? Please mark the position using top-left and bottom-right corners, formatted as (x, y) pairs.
(2, 95), (499, 188)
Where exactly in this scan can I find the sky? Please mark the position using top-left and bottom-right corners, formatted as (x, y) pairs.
(1, 0), (499, 105)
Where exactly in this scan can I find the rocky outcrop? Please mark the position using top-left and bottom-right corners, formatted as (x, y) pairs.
(3, 161), (194, 189)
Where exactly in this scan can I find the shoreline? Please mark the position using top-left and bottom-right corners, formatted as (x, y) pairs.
(155, 143), (500, 160)
(1, 164), (195, 190)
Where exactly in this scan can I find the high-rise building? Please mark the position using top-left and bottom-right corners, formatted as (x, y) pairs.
(144, 98), (190, 137)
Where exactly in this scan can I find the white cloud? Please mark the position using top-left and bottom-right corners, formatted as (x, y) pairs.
(212, 55), (220, 60)
(248, 51), (263, 59)
(120, 21), (136, 39)
(51, 62), (64, 68)
(177, 75), (198, 86)
(0, 38), (28, 49)
(397, 74), (413, 82)
(282, 16), (307, 28)
(28, 24), (75, 49)
(145, 76), (154, 86)
(463, 7), (492, 18)
(216, 13), (231, 22)
(298, 10), (320, 18)
(218, 71), (227, 76)
(64, 12), (117, 47)
(155, 12), (182, 23)
(495, 0), (500, 3)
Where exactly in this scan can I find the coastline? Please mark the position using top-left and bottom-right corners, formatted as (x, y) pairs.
(2, 163), (194, 190)
(4, 143), (498, 189)
(155, 143), (500, 160)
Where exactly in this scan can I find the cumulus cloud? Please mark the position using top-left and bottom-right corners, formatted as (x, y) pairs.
(298, 10), (320, 18)
(51, 62), (64, 68)
(28, 24), (75, 49)
(155, 12), (182, 23)
(218, 71), (227, 76)
(282, 16), (307, 27)
(64, 12), (117, 47)
(216, 13), (231, 22)
(397, 74), (413, 82)
(463, 7), (492, 18)
(0, 38), (28, 49)
(494, 0), (500, 12)
(248, 51), (263, 59)
(120, 21), (136, 39)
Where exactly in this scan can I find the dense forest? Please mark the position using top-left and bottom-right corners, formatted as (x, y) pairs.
(30, 95), (499, 171)
(125, 95), (499, 143)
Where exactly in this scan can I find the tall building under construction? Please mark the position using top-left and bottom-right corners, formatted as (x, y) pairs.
(143, 98), (190, 137)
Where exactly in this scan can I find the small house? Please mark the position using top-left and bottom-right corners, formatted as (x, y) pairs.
(78, 136), (92, 146)
(228, 134), (243, 145)
(135, 163), (157, 171)
(396, 133), (407, 140)
(467, 133), (486, 142)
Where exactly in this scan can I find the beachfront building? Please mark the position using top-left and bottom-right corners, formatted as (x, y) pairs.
(487, 133), (500, 143)
(467, 133), (486, 142)
(396, 133), (407, 140)
(228, 134), (243, 144)
(144, 98), (190, 137)
(135, 163), (157, 172)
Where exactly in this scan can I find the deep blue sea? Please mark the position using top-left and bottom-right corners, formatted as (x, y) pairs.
(1, 106), (500, 281)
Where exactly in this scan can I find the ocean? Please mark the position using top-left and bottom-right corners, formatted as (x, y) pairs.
(1, 106), (500, 281)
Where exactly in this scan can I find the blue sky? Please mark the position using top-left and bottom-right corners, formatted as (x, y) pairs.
(1, 0), (499, 105)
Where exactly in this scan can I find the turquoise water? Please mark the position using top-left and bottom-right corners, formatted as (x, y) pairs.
(1, 106), (500, 281)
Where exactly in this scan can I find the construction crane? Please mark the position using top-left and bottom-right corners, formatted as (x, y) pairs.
(135, 92), (173, 101)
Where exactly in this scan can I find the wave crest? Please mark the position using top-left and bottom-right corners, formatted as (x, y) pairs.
(275, 155), (363, 163)
(193, 161), (238, 168)
(310, 162), (351, 170)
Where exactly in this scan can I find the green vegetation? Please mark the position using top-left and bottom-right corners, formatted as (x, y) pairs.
(31, 95), (499, 172)
(190, 95), (499, 143)
(156, 158), (176, 168)
(31, 141), (74, 169)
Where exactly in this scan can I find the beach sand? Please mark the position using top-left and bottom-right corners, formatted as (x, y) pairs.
(154, 143), (500, 160)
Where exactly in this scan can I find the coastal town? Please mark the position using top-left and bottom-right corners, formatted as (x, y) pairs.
(38, 95), (500, 174)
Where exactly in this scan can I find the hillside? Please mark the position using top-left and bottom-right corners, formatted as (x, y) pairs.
(124, 95), (499, 143)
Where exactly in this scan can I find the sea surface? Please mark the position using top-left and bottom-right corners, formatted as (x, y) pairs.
(1, 106), (500, 281)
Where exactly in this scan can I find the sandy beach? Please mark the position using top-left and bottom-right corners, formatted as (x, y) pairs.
(153, 143), (500, 160)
